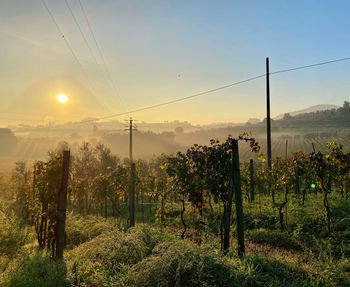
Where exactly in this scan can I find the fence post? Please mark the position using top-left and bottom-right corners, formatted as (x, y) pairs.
(129, 163), (135, 227)
(233, 140), (245, 257)
(56, 150), (70, 260)
(249, 159), (254, 202)
(223, 173), (234, 255)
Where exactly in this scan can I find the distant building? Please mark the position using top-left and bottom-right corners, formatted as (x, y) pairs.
(0, 128), (17, 155)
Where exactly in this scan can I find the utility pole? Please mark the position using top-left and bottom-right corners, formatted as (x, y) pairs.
(125, 118), (137, 227)
(129, 119), (133, 160)
(125, 118), (138, 161)
(266, 57), (272, 169)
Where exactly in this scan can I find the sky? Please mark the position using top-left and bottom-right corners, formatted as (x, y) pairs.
(0, 0), (350, 125)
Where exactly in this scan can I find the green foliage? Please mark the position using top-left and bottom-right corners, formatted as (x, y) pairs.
(5, 252), (67, 287)
(0, 206), (28, 259)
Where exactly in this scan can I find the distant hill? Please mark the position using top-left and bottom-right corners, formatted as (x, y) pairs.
(274, 104), (340, 120)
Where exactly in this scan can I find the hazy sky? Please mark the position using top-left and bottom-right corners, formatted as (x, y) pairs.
(1, 0), (350, 125)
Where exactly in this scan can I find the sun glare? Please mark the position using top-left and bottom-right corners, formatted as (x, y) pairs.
(57, 94), (68, 103)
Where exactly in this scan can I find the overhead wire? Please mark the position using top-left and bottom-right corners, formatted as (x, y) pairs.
(78, 0), (126, 110)
(64, 0), (119, 110)
(39, 0), (110, 112)
(63, 0), (100, 67)
(9, 56), (350, 133)
(64, 55), (350, 123)
(270, 57), (350, 75)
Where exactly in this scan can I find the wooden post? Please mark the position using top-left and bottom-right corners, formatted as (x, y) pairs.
(285, 139), (288, 227)
(249, 159), (254, 202)
(266, 57), (272, 169)
(129, 163), (135, 227)
(223, 175), (234, 255)
(233, 140), (245, 257)
(56, 150), (70, 260)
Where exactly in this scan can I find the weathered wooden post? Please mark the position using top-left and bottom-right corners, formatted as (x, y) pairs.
(129, 163), (135, 227)
(56, 150), (70, 260)
(223, 174), (234, 255)
(223, 139), (245, 257)
(233, 140), (245, 257)
(249, 159), (255, 202)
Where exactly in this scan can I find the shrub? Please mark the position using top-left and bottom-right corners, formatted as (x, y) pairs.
(65, 212), (115, 249)
(126, 240), (239, 287)
(65, 225), (167, 286)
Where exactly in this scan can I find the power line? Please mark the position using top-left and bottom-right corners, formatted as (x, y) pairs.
(76, 55), (350, 122)
(270, 57), (350, 75)
(78, 0), (126, 110)
(39, 0), (110, 112)
(64, 0), (121, 110)
(11, 56), (350, 133)
(96, 74), (267, 121)
(64, 0), (99, 65)
(40, 0), (83, 70)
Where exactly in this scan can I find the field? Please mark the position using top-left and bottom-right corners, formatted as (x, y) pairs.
(0, 137), (349, 287)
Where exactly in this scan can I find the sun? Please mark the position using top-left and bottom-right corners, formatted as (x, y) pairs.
(56, 94), (68, 104)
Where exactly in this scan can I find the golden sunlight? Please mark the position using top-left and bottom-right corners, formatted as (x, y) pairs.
(56, 94), (68, 104)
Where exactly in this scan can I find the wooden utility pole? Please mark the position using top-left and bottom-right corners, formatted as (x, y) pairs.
(129, 163), (135, 227)
(266, 57), (272, 169)
(125, 118), (137, 161)
(56, 150), (70, 260)
(232, 140), (245, 257)
(125, 118), (137, 227)
(129, 118), (133, 160)
(285, 139), (288, 160)
(249, 159), (254, 202)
